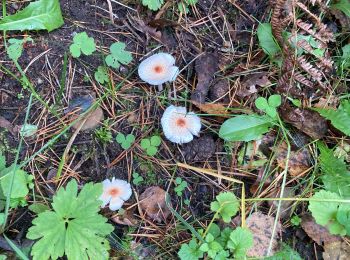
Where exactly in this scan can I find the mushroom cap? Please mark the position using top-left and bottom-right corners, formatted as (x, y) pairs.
(138, 53), (179, 85)
(100, 177), (132, 211)
(161, 105), (201, 144)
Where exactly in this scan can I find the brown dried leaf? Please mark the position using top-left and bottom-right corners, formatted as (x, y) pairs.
(280, 105), (328, 139)
(112, 210), (138, 226)
(276, 142), (311, 177)
(192, 101), (230, 117)
(237, 72), (271, 98)
(269, 187), (295, 219)
(209, 79), (230, 103)
(323, 241), (350, 260)
(72, 107), (104, 131)
(0, 116), (16, 135)
(301, 214), (341, 246)
(246, 212), (282, 257)
(191, 52), (219, 103)
(139, 186), (171, 223)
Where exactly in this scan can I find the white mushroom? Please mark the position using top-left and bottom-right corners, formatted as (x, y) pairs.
(99, 177), (132, 211)
(161, 105), (201, 144)
(138, 53), (179, 91)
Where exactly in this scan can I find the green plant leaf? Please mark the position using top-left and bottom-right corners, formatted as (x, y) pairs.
(314, 100), (350, 136)
(331, 0), (350, 18)
(0, 152), (5, 172)
(308, 190), (340, 226)
(0, 165), (32, 199)
(268, 95), (282, 108)
(207, 223), (221, 238)
(257, 23), (281, 57)
(116, 133), (126, 143)
(0, 0), (64, 32)
(210, 192), (239, 223)
(318, 142), (350, 197)
(178, 238), (203, 260)
(255, 97), (268, 110)
(27, 180), (114, 259)
(140, 139), (151, 149)
(146, 146), (158, 156)
(141, 0), (164, 11)
(105, 42), (132, 69)
(69, 32), (96, 58)
(6, 37), (33, 62)
(265, 243), (303, 260)
(338, 44), (350, 70)
(337, 204), (350, 235)
(227, 227), (253, 259)
(150, 136), (161, 146)
(29, 203), (50, 214)
(126, 134), (135, 143)
(219, 115), (274, 142)
(94, 66), (109, 84)
(265, 106), (277, 118)
(20, 124), (38, 137)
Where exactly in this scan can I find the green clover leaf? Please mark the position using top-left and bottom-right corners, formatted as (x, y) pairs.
(116, 133), (135, 150)
(69, 32), (96, 58)
(94, 66), (109, 84)
(105, 42), (132, 69)
(142, 0), (164, 11)
(140, 136), (162, 156)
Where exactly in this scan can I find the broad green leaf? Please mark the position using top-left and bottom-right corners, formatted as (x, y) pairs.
(178, 239), (203, 260)
(308, 190), (340, 226)
(318, 142), (350, 197)
(0, 152), (5, 171)
(331, 0), (350, 18)
(116, 133), (126, 143)
(257, 23), (280, 56)
(146, 146), (158, 156)
(265, 106), (277, 118)
(337, 204), (350, 235)
(315, 100), (350, 136)
(105, 42), (132, 69)
(219, 115), (274, 142)
(210, 192), (239, 223)
(0, 165), (32, 199)
(94, 66), (109, 84)
(142, 0), (164, 11)
(140, 139), (151, 149)
(227, 227), (253, 259)
(255, 97), (268, 110)
(0, 0), (64, 32)
(69, 32), (96, 58)
(29, 203), (50, 214)
(27, 180), (113, 260)
(338, 44), (350, 70)
(268, 95), (282, 108)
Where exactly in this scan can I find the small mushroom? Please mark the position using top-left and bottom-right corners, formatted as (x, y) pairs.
(100, 177), (132, 211)
(138, 53), (179, 91)
(161, 105), (201, 144)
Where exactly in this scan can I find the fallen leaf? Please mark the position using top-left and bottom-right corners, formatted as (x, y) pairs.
(269, 187), (295, 219)
(192, 52), (219, 103)
(139, 186), (171, 223)
(246, 211), (282, 257)
(209, 79), (230, 103)
(112, 209), (138, 226)
(237, 72), (271, 98)
(301, 214), (341, 246)
(72, 107), (104, 131)
(192, 101), (230, 117)
(280, 105), (328, 139)
(0, 116), (16, 135)
(323, 241), (350, 260)
(276, 142), (311, 177)
(314, 96), (339, 109)
(147, 18), (178, 29)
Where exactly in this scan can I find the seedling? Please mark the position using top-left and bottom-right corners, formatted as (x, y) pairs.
(69, 32), (96, 58)
(141, 0), (164, 11)
(94, 66), (109, 84)
(140, 136), (161, 156)
(132, 172), (144, 186)
(105, 42), (132, 69)
(116, 133), (135, 150)
(7, 37), (33, 62)
(291, 215), (301, 226)
(95, 120), (113, 144)
(255, 94), (282, 118)
(174, 177), (187, 196)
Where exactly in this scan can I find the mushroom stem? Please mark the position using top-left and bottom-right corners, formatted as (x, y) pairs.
(157, 84), (163, 92)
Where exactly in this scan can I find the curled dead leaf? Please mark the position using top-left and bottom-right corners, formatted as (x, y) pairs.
(139, 186), (171, 223)
(301, 214), (341, 246)
(237, 72), (271, 98)
(323, 241), (350, 260)
(112, 209), (138, 226)
(192, 101), (230, 118)
(246, 212), (282, 257)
